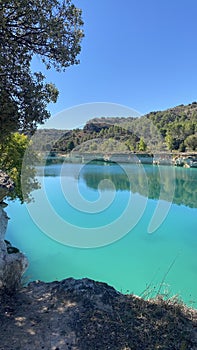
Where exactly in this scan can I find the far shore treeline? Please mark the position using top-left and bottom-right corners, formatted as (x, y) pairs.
(33, 102), (197, 154)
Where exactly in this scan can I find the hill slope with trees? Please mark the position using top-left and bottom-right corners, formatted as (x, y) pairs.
(39, 102), (197, 154)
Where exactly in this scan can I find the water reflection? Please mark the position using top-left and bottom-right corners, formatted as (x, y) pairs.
(36, 161), (197, 209)
(80, 162), (197, 209)
(6, 161), (197, 306)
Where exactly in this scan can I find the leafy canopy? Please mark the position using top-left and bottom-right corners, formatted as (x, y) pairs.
(0, 0), (83, 139)
(0, 133), (39, 202)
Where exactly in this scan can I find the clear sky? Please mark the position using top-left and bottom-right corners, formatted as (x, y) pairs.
(32, 0), (197, 118)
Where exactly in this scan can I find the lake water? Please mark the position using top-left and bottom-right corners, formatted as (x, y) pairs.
(6, 162), (197, 308)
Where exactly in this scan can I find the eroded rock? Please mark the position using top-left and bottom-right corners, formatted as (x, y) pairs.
(0, 171), (28, 293)
(0, 170), (14, 202)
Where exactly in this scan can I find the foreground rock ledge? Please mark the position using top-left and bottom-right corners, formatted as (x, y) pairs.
(0, 278), (196, 350)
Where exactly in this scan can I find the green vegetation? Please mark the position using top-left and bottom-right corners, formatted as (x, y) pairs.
(146, 102), (197, 151)
(81, 161), (197, 209)
(0, 0), (83, 199)
(0, 0), (83, 140)
(0, 133), (29, 179)
(138, 137), (147, 151)
(49, 122), (140, 153)
(37, 102), (197, 154)
(0, 133), (39, 202)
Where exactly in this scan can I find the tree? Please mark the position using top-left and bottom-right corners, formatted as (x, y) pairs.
(67, 140), (75, 151)
(138, 137), (147, 151)
(185, 134), (197, 151)
(0, 0), (83, 139)
(0, 133), (39, 202)
(165, 133), (174, 151)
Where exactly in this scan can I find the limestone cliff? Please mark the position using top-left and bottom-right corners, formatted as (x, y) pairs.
(0, 170), (14, 202)
(0, 170), (28, 292)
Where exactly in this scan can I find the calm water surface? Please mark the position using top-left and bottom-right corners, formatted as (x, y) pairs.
(6, 163), (197, 308)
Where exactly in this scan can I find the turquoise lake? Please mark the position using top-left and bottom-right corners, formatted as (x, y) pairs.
(5, 162), (197, 308)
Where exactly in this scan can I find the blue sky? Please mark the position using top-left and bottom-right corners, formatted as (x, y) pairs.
(33, 0), (197, 119)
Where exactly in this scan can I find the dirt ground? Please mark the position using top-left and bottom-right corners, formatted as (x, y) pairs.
(0, 278), (196, 350)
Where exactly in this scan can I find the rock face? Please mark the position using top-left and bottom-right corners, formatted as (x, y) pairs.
(0, 171), (28, 293)
(0, 278), (196, 350)
(83, 121), (111, 133)
(0, 170), (14, 202)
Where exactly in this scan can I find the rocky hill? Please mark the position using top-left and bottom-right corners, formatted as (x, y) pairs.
(32, 102), (197, 154)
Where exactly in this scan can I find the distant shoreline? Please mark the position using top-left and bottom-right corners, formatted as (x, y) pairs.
(47, 151), (197, 168)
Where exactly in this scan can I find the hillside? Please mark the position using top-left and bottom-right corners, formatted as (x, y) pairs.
(145, 102), (197, 151)
(32, 102), (197, 154)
